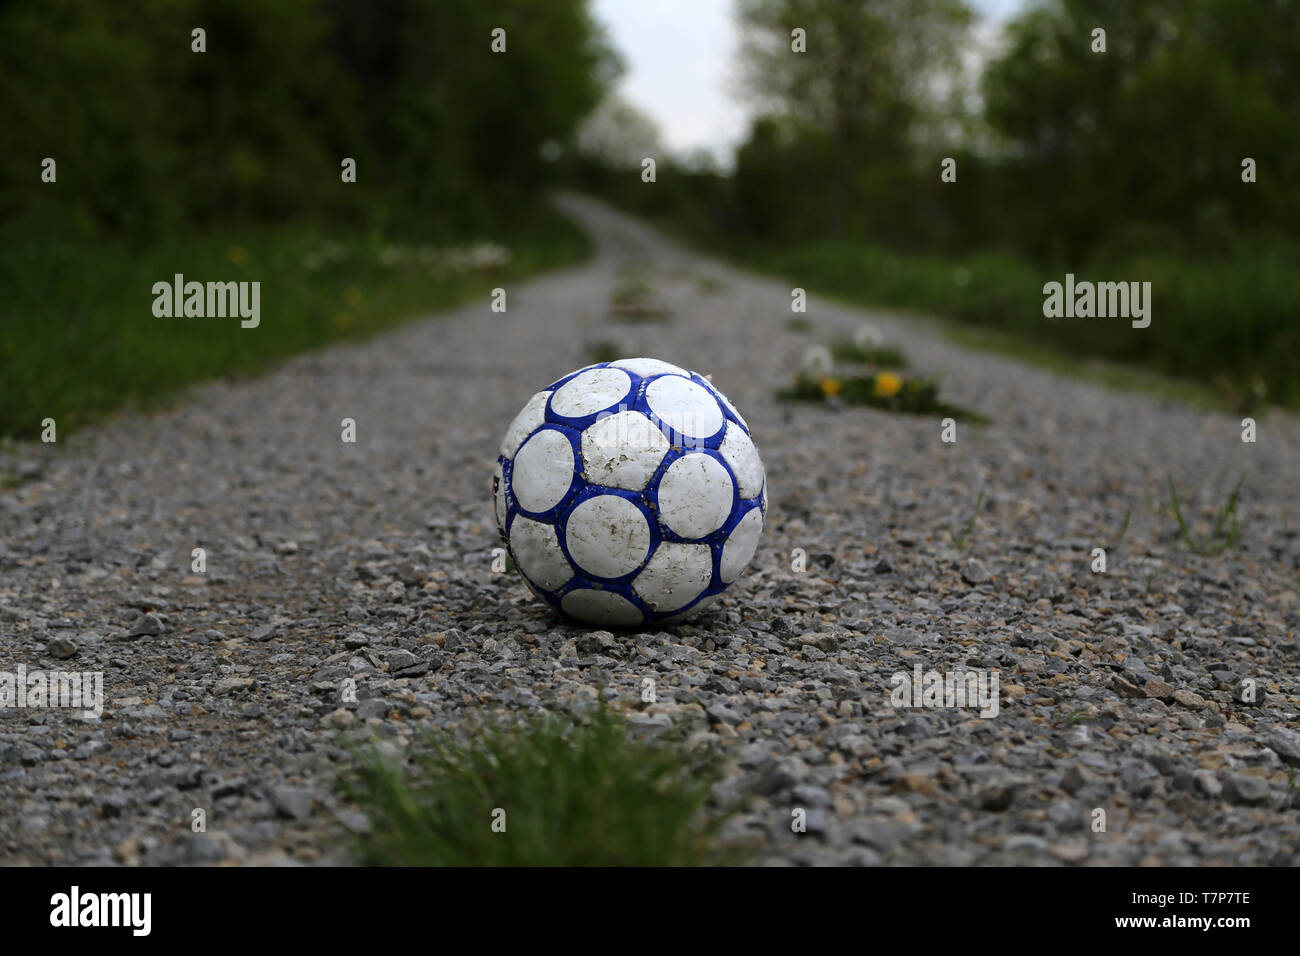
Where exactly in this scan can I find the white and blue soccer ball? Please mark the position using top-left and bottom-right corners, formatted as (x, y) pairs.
(494, 358), (766, 627)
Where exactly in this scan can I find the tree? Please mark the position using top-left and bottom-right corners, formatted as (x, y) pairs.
(734, 0), (974, 238)
(982, 0), (1300, 259)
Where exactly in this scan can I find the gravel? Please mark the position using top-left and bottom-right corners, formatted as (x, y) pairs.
(2, 195), (1299, 866)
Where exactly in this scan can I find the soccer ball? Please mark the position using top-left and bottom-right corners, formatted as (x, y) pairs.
(493, 358), (766, 627)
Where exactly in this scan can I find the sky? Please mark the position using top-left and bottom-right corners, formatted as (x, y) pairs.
(591, 0), (1028, 163)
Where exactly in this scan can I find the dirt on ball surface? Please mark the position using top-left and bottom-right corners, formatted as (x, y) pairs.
(2, 196), (1299, 865)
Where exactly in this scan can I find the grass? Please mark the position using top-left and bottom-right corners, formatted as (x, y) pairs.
(777, 370), (988, 422)
(1168, 476), (1244, 557)
(342, 701), (748, 866)
(942, 323), (1225, 412)
(827, 339), (909, 368)
(609, 265), (672, 323)
(1116, 509), (1132, 544)
(579, 190), (1300, 413)
(785, 316), (813, 334)
(0, 206), (591, 440)
(745, 240), (1300, 413)
(950, 490), (985, 550)
(694, 273), (729, 295)
(584, 340), (623, 364)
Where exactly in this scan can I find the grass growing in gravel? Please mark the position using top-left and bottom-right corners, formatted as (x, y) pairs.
(828, 339), (909, 368)
(343, 702), (747, 866)
(584, 340), (623, 364)
(0, 207), (590, 440)
(609, 265), (672, 323)
(694, 273), (729, 295)
(949, 490), (985, 550)
(1168, 476), (1245, 557)
(778, 370), (987, 422)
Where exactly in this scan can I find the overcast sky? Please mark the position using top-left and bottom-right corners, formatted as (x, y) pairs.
(591, 0), (1028, 161)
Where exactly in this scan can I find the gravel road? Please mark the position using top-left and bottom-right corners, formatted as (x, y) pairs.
(3, 194), (1299, 865)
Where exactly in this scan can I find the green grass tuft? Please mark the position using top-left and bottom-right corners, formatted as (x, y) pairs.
(609, 266), (672, 323)
(584, 340), (623, 364)
(341, 701), (749, 866)
(950, 490), (985, 550)
(827, 339), (909, 368)
(1168, 476), (1244, 557)
(777, 371), (987, 423)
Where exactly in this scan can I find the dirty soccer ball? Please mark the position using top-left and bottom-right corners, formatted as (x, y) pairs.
(493, 358), (766, 627)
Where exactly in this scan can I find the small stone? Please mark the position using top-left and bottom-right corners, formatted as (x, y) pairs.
(47, 637), (78, 659)
(127, 612), (164, 638)
(1059, 765), (1094, 794)
(705, 702), (742, 725)
(978, 784), (1017, 812)
(1267, 728), (1300, 767)
(213, 677), (254, 695)
(1192, 771), (1221, 798)
(961, 559), (990, 585)
(1143, 678), (1175, 700)
(323, 708), (355, 729)
(1112, 675), (1144, 698)
(249, 624), (279, 642)
(1048, 841), (1089, 863)
(356, 699), (391, 721)
(96, 792), (130, 817)
(576, 631), (618, 655)
(758, 760), (805, 795)
(270, 786), (314, 822)
(1221, 773), (1270, 806)
(385, 649), (420, 672)
(791, 784), (833, 808)
(1004, 834), (1048, 854)
(1172, 689), (1206, 709)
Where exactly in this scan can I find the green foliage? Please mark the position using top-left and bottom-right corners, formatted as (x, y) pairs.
(733, 0), (973, 242)
(0, 0), (616, 241)
(776, 369), (984, 421)
(982, 0), (1300, 259)
(342, 702), (748, 866)
(0, 0), (613, 437)
(0, 208), (590, 439)
(584, 340), (623, 363)
(748, 239), (1300, 409)
(828, 339), (908, 368)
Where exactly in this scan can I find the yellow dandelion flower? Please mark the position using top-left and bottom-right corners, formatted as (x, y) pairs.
(819, 377), (843, 398)
(873, 371), (902, 398)
(228, 246), (248, 265)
